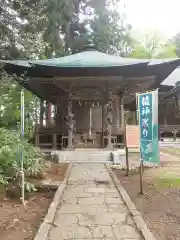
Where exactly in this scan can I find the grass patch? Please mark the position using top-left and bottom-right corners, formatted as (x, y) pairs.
(154, 177), (180, 188)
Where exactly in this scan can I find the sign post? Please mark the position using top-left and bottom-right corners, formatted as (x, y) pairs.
(125, 124), (140, 175)
(137, 89), (159, 194)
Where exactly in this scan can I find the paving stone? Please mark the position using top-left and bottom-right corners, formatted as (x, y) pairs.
(92, 226), (114, 238)
(57, 204), (109, 214)
(49, 226), (92, 239)
(54, 214), (78, 227)
(95, 212), (127, 225)
(84, 183), (114, 188)
(77, 211), (127, 226)
(85, 187), (106, 193)
(77, 213), (97, 225)
(46, 163), (143, 240)
(63, 191), (94, 198)
(78, 197), (105, 205)
(105, 188), (118, 193)
(126, 214), (136, 225)
(105, 197), (124, 204)
(62, 187), (85, 197)
(57, 204), (83, 214)
(113, 225), (142, 240)
(61, 197), (79, 204)
(78, 192), (94, 198)
(107, 204), (129, 213)
(94, 192), (120, 198)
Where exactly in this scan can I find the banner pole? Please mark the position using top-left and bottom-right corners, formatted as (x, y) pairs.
(20, 89), (25, 205)
(140, 160), (144, 194)
(124, 119), (129, 176)
(136, 93), (144, 195)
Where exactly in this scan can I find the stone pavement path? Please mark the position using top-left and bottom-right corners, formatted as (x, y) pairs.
(47, 163), (143, 240)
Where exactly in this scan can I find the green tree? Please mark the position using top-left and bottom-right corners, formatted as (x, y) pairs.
(0, 0), (133, 135)
(33, 0), (133, 56)
(0, 0), (47, 59)
(0, 0), (46, 133)
(171, 32), (180, 58)
(89, 0), (132, 55)
(129, 32), (177, 59)
(155, 44), (177, 58)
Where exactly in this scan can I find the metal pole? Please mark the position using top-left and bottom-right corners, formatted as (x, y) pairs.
(20, 90), (25, 205)
(139, 160), (144, 194)
(124, 120), (129, 176)
(136, 93), (144, 195)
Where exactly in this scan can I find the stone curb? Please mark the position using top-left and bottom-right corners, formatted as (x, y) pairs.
(105, 164), (156, 240)
(34, 163), (72, 240)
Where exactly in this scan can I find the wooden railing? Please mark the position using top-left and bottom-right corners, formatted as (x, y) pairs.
(159, 125), (180, 132)
(34, 124), (125, 135)
(35, 124), (180, 136)
(33, 124), (125, 149)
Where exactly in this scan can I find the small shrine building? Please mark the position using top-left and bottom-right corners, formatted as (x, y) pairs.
(1, 46), (180, 149)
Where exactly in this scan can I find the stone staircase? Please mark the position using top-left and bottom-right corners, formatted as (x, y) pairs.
(51, 148), (125, 163)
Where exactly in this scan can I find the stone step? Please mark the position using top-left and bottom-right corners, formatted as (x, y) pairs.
(51, 149), (124, 163)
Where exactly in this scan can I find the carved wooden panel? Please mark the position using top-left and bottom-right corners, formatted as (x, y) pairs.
(56, 95), (122, 134)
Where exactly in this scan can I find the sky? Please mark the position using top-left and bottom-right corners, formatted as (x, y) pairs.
(122, 0), (180, 39)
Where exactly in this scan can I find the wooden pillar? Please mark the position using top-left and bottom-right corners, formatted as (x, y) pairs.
(163, 103), (167, 127)
(105, 90), (113, 149)
(56, 99), (61, 129)
(120, 97), (125, 127)
(40, 100), (44, 127)
(67, 96), (74, 149)
(52, 103), (57, 149)
(116, 98), (120, 127)
(53, 133), (57, 149)
(89, 104), (92, 138)
(35, 99), (38, 124)
(172, 129), (178, 142)
(120, 96), (125, 145)
(35, 133), (39, 146)
(101, 103), (104, 148)
(133, 111), (137, 125)
(46, 101), (52, 127)
(164, 116), (167, 126)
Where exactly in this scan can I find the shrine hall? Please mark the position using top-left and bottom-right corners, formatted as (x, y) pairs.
(1, 45), (180, 149)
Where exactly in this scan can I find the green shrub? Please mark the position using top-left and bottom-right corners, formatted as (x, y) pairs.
(0, 127), (44, 194)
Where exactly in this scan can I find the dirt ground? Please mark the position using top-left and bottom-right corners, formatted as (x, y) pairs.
(43, 162), (69, 181)
(161, 147), (180, 157)
(113, 153), (180, 240)
(0, 162), (68, 240)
